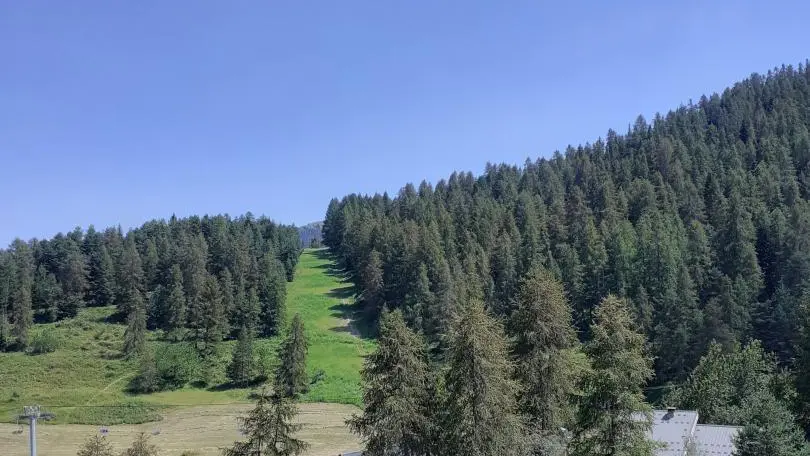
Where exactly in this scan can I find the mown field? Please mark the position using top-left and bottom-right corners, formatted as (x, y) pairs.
(0, 248), (374, 426)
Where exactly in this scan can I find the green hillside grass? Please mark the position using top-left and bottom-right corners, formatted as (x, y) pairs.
(0, 249), (373, 424)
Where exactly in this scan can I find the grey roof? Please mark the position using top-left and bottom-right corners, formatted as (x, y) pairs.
(693, 425), (740, 456)
(644, 410), (742, 456)
(340, 452), (362, 456)
(649, 410), (698, 456)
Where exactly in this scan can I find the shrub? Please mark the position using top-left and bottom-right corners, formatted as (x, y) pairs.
(155, 343), (200, 389)
(130, 351), (161, 394)
(27, 329), (61, 355)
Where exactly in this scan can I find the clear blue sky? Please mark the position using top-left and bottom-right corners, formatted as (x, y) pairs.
(1, 1), (808, 245)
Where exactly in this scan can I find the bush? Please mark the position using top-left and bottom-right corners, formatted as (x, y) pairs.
(155, 343), (200, 389)
(130, 351), (161, 394)
(27, 329), (62, 355)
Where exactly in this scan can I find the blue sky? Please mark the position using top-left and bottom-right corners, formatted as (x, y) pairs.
(1, 1), (808, 245)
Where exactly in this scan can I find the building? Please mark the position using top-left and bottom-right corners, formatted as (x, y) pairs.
(651, 408), (741, 456)
(339, 409), (740, 456)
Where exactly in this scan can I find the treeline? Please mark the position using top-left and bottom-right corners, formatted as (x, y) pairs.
(0, 213), (302, 352)
(351, 278), (809, 455)
(324, 63), (810, 384)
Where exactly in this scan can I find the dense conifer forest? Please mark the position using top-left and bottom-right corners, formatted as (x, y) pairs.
(329, 63), (810, 454)
(0, 214), (301, 353)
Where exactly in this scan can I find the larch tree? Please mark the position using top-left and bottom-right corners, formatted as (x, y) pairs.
(442, 299), (525, 456)
(571, 295), (656, 456)
(274, 313), (308, 398)
(348, 309), (432, 456)
(509, 266), (584, 449)
(223, 389), (309, 456)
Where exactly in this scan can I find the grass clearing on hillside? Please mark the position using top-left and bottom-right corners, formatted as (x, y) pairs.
(0, 249), (373, 424)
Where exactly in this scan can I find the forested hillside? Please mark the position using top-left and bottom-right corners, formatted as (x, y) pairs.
(0, 213), (301, 352)
(324, 63), (810, 384)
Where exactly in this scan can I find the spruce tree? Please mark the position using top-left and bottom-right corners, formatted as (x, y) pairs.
(164, 264), (186, 339)
(227, 326), (256, 387)
(259, 253), (287, 337)
(123, 293), (147, 358)
(195, 274), (224, 358)
(510, 266), (583, 436)
(571, 295), (656, 456)
(33, 265), (60, 322)
(116, 236), (144, 318)
(89, 245), (116, 307)
(348, 309), (432, 456)
(223, 389), (309, 456)
(77, 434), (116, 456)
(274, 313), (308, 398)
(442, 299), (524, 456)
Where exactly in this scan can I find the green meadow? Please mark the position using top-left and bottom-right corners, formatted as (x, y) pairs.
(0, 249), (373, 424)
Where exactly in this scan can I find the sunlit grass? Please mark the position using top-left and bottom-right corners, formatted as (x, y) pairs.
(0, 249), (372, 424)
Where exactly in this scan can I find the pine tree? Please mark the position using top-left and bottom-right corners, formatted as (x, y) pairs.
(510, 266), (583, 434)
(274, 313), (308, 398)
(123, 293), (147, 358)
(571, 295), (656, 456)
(227, 326), (255, 387)
(76, 434), (116, 456)
(164, 264), (186, 339)
(223, 389), (309, 456)
(442, 299), (525, 456)
(348, 309), (432, 456)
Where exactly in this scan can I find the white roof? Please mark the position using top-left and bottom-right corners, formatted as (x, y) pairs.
(650, 410), (698, 455)
(693, 424), (740, 456)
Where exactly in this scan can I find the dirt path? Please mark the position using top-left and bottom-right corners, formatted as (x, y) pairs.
(0, 403), (362, 456)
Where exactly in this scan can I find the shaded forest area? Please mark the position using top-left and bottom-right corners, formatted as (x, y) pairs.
(0, 213), (302, 352)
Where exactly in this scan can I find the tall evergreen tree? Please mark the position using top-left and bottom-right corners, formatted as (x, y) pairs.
(10, 239), (33, 348)
(33, 265), (60, 322)
(274, 313), (308, 398)
(510, 266), (583, 436)
(258, 253), (287, 337)
(348, 309), (433, 456)
(164, 264), (186, 338)
(223, 389), (309, 456)
(123, 293), (147, 358)
(116, 236), (144, 318)
(442, 299), (525, 456)
(227, 326), (255, 387)
(194, 274), (224, 358)
(571, 295), (656, 456)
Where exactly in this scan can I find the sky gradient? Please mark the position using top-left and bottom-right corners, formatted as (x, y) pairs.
(2, 1), (809, 245)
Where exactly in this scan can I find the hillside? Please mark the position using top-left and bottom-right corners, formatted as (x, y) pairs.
(0, 249), (373, 425)
(324, 64), (810, 385)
